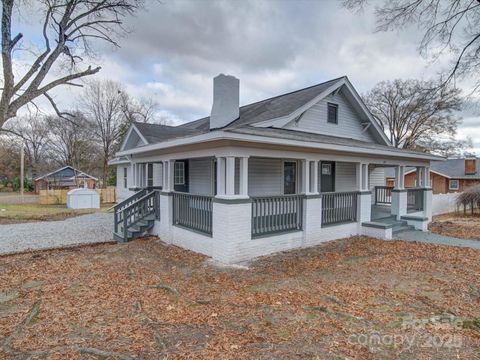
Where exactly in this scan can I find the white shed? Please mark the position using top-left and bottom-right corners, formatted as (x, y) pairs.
(67, 188), (100, 209)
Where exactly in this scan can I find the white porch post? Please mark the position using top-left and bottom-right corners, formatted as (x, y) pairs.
(162, 161), (170, 192)
(312, 161), (319, 195)
(302, 159), (310, 194)
(423, 166), (432, 221)
(158, 160), (173, 243)
(212, 155), (251, 263)
(357, 162), (371, 223)
(304, 159), (322, 246)
(216, 157), (226, 196)
(239, 157), (249, 196)
(225, 156), (235, 196)
(392, 165), (407, 220)
(416, 167), (424, 187)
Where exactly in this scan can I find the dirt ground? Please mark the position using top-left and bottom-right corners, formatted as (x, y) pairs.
(429, 213), (480, 240)
(1, 236), (480, 359)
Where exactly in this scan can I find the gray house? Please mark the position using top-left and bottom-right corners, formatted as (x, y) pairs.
(110, 75), (439, 264)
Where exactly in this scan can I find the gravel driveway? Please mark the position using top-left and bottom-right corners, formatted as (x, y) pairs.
(0, 213), (114, 255)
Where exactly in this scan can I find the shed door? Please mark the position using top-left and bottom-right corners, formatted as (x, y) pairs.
(320, 161), (335, 193)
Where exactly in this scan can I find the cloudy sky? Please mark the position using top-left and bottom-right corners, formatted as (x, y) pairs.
(12, 0), (480, 153)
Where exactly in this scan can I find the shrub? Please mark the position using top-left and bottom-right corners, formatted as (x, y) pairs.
(12, 176), (34, 192)
(456, 185), (480, 215)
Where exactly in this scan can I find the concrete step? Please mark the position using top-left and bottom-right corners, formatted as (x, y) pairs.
(392, 225), (415, 234)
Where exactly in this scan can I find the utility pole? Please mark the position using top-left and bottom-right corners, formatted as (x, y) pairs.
(20, 143), (24, 202)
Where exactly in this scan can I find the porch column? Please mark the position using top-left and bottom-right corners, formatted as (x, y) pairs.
(302, 159), (310, 194)
(357, 163), (371, 223)
(132, 163), (136, 188)
(312, 161), (319, 194)
(392, 165), (407, 220)
(424, 167), (431, 188)
(225, 156), (236, 196)
(216, 157), (226, 196)
(239, 157), (249, 196)
(162, 161), (170, 191)
(416, 167), (423, 187)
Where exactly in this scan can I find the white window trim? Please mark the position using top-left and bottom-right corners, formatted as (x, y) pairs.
(449, 179), (459, 190)
(174, 161), (185, 185)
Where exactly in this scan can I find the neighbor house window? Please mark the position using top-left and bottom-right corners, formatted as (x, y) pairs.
(449, 179), (459, 190)
(327, 103), (338, 124)
(283, 161), (297, 195)
(123, 167), (128, 188)
(174, 162), (185, 185)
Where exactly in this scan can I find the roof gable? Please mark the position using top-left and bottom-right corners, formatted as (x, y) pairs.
(35, 166), (97, 181)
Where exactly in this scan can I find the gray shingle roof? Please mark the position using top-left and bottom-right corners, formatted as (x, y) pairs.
(176, 77), (345, 130)
(430, 159), (480, 178)
(384, 159), (480, 179)
(135, 77), (346, 145)
(228, 127), (429, 157)
(133, 122), (204, 144)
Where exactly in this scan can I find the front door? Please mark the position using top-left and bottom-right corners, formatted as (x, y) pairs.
(320, 161), (335, 193)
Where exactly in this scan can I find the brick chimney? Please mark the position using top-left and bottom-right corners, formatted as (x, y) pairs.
(210, 74), (240, 130)
(465, 158), (477, 175)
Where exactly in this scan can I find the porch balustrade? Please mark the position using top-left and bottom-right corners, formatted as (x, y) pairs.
(173, 192), (213, 235)
(375, 186), (393, 205)
(251, 195), (304, 237)
(321, 191), (358, 226)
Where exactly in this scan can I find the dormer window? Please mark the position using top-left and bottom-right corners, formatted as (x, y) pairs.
(327, 103), (338, 124)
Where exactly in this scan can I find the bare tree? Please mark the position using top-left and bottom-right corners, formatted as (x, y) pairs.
(80, 79), (126, 187)
(46, 112), (97, 170)
(0, 0), (142, 130)
(122, 96), (158, 123)
(344, 0), (480, 91)
(5, 111), (51, 179)
(364, 79), (467, 156)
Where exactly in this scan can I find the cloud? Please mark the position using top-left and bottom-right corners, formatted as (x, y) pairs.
(7, 0), (480, 145)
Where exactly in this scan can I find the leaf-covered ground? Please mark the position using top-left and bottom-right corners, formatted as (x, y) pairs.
(1, 236), (480, 359)
(429, 213), (480, 240)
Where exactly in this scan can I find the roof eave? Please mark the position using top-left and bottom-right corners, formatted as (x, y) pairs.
(115, 130), (441, 161)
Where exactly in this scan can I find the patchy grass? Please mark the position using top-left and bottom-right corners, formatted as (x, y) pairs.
(1, 236), (479, 358)
(429, 213), (480, 240)
(0, 203), (106, 224)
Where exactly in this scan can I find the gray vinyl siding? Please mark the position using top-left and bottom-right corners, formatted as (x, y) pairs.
(335, 162), (357, 192)
(283, 89), (375, 143)
(249, 157), (283, 196)
(153, 163), (163, 187)
(369, 167), (386, 204)
(189, 158), (214, 195)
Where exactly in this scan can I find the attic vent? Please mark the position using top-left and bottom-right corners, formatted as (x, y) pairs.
(465, 158), (477, 175)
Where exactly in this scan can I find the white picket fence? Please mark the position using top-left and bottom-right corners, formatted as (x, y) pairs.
(432, 193), (458, 216)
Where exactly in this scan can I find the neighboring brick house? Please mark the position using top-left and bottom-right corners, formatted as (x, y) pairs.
(386, 158), (480, 194)
(34, 166), (97, 194)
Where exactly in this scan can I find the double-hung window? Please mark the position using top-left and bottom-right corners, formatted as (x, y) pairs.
(174, 162), (185, 185)
(123, 167), (128, 188)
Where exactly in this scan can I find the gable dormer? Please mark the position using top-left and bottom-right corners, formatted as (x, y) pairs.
(283, 86), (376, 142)
(119, 124), (148, 151)
(251, 77), (390, 146)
